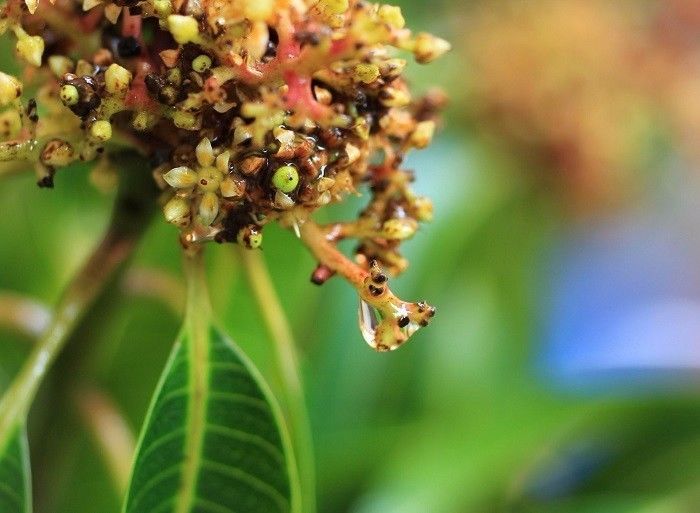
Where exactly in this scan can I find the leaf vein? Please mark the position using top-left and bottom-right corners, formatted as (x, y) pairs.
(193, 497), (239, 513)
(199, 459), (288, 512)
(205, 424), (284, 463)
(137, 427), (186, 464)
(128, 464), (181, 512)
(208, 391), (268, 411)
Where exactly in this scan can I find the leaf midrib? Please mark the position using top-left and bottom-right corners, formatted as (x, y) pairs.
(174, 316), (210, 513)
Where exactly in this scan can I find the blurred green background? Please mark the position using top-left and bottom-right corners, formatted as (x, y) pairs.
(5, 1), (700, 512)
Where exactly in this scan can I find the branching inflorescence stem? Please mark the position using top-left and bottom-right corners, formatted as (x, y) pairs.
(299, 217), (435, 352)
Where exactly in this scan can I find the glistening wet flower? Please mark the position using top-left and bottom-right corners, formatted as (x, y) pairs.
(0, 0), (448, 350)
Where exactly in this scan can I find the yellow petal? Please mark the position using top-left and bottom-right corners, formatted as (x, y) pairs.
(25, 0), (39, 15)
(83, 0), (102, 10)
(104, 4), (122, 24)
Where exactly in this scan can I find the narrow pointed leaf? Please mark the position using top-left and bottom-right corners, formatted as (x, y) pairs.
(0, 423), (31, 513)
(123, 326), (297, 513)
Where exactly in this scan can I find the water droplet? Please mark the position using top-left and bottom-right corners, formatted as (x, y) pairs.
(358, 299), (381, 348)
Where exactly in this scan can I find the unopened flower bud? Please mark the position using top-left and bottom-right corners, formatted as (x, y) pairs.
(131, 111), (157, 131)
(319, 0), (348, 15)
(378, 87), (411, 107)
(271, 165), (299, 193)
(409, 120), (436, 149)
(378, 5), (405, 29)
(152, 0), (172, 17)
(59, 84), (79, 106)
(382, 218), (418, 240)
(167, 15), (200, 45)
(105, 63), (132, 96)
(237, 225), (263, 249)
(15, 33), (44, 67)
(412, 33), (451, 64)
(173, 110), (198, 130)
(90, 120), (112, 142)
(0, 72), (22, 106)
(163, 197), (190, 226)
(353, 63), (380, 84)
(48, 56), (74, 78)
(191, 54), (212, 73)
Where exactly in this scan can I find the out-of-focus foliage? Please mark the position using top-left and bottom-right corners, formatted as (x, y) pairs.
(3, 1), (700, 513)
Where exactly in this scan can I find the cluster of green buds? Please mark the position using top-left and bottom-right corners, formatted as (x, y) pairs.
(0, 0), (448, 350)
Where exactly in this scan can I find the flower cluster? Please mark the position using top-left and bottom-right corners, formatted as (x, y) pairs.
(460, 0), (700, 211)
(0, 0), (448, 350)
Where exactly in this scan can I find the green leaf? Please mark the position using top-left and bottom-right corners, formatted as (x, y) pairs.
(0, 423), (31, 513)
(123, 324), (298, 513)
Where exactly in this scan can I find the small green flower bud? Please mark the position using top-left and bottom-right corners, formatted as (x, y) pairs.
(173, 110), (198, 130)
(271, 164), (299, 193)
(59, 84), (80, 106)
(378, 5), (405, 29)
(382, 218), (418, 240)
(105, 63), (132, 96)
(90, 120), (112, 142)
(353, 63), (380, 84)
(0, 72), (22, 106)
(166, 68), (181, 86)
(152, 0), (172, 17)
(163, 197), (190, 227)
(167, 15), (200, 44)
(163, 166), (198, 188)
(131, 111), (157, 131)
(192, 54), (212, 73)
(237, 225), (263, 249)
